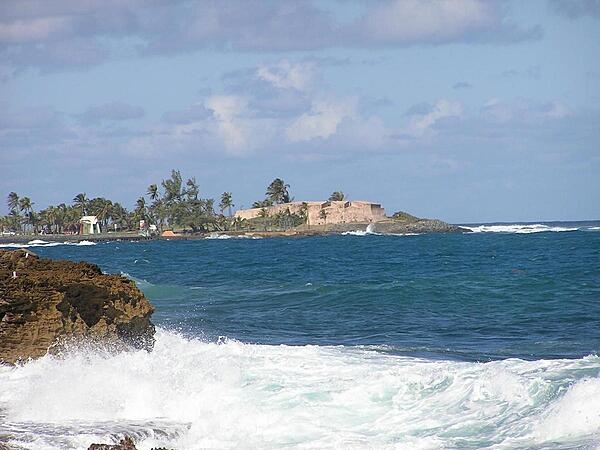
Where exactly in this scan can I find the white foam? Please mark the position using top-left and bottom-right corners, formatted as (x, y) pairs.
(342, 223), (380, 236)
(27, 239), (50, 245)
(535, 377), (600, 443)
(0, 331), (598, 449)
(205, 233), (232, 240)
(0, 242), (29, 248)
(464, 224), (579, 234)
(76, 240), (97, 246)
(0, 239), (99, 249)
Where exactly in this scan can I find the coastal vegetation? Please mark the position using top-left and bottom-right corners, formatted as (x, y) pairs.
(0, 172), (329, 235)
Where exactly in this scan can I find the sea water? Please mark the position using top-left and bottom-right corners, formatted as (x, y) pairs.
(1, 222), (599, 449)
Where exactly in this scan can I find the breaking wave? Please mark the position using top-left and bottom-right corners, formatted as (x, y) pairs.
(464, 224), (580, 234)
(1, 329), (599, 449)
(0, 239), (97, 249)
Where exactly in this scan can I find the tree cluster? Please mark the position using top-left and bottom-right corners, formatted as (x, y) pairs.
(1, 173), (347, 235)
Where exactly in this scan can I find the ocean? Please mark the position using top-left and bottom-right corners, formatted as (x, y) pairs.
(1, 222), (599, 449)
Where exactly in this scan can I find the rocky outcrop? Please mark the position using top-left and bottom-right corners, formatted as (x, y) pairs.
(371, 218), (470, 234)
(326, 218), (469, 234)
(0, 249), (155, 364)
(88, 436), (172, 450)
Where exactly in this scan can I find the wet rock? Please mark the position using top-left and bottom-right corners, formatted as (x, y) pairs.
(87, 436), (173, 450)
(88, 436), (138, 450)
(0, 249), (155, 364)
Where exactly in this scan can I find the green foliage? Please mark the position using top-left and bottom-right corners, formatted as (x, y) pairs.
(266, 178), (291, 204)
(392, 211), (419, 222)
(219, 192), (234, 216)
(273, 207), (305, 229)
(72, 193), (88, 215)
(7, 192), (19, 213)
(328, 191), (345, 201)
(252, 199), (273, 208)
(1, 169), (228, 235)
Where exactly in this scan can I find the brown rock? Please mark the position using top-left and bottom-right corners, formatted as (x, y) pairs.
(88, 436), (138, 450)
(0, 249), (155, 364)
(87, 436), (174, 450)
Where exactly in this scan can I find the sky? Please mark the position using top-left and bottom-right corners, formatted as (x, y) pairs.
(1, 0), (599, 223)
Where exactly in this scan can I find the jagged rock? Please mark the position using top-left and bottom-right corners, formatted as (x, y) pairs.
(0, 249), (155, 364)
(87, 436), (173, 450)
(88, 436), (138, 450)
(372, 219), (471, 234)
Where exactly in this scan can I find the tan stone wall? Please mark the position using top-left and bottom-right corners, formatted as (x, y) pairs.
(234, 201), (386, 225)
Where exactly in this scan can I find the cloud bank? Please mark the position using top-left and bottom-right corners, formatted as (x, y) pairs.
(0, 0), (542, 71)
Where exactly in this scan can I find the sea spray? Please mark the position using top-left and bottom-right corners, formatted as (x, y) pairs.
(1, 330), (599, 449)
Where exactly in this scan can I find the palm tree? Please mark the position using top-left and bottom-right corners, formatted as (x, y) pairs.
(219, 192), (234, 216)
(18, 196), (33, 214)
(162, 170), (183, 204)
(40, 206), (59, 234)
(147, 184), (159, 202)
(18, 197), (34, 232)
(89, 197), (113, 232)
(135, 196), (147, 222)
(328, 191), (345, 201)
(266, 178), (291, 204)
(8, 209), (21, 232)
(73, 193), (88, 216)
(185, 177), (199, 201)
(7, 192), (19, 213)
(55, 203), (68, 234)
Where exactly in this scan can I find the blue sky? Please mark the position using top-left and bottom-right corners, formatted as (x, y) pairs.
(1, 0), (599, 223)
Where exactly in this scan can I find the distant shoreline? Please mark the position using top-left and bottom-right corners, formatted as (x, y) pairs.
(0, 219), (470, 245)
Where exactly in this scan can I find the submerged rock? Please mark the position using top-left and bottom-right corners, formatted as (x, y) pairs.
(0, 249), (155, 364)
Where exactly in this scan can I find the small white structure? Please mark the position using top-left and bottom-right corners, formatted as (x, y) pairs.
(80, 216), (101, 235)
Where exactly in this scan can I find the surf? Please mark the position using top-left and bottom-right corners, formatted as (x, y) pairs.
(1, 329), (599, 449)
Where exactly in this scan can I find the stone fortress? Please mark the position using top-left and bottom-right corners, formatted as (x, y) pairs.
(235, 200), (386, 226)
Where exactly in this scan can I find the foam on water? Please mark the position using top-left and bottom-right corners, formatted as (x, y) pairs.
(1, 329), (599, 449)
(205, 233), (232, 240)
(0, 240), (97, 249)
(342, 223), (380, 236)
(76, 240), (97, 246)
(464, 224), (580, 234)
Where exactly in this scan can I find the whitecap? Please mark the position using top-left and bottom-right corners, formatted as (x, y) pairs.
(0, 330), (598, 449)
(205, 233), (232, 240)
(464, 224), (579, 234)
(75, 240), (97, 246)
(342, 223), (380, 236)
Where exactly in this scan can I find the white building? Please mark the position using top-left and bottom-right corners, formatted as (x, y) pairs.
(79, 216), (101, 234)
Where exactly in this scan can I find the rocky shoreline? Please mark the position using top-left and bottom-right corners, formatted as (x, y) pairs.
(0, 217), (469, 246)
(0, 249), (155, 364)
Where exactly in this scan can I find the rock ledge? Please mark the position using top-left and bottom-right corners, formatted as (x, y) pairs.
(0, 249), (155, 364)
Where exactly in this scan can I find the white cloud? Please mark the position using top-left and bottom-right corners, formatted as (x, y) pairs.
(481, 98), (572, 123)
(544, 101), (571, 119)
(205, 95), (248, 152)
(357, 0), (497, 43)
(406, 99), (463, 137)
(285, 99), (357, 142)
(0, 0), (540, 71)
(0, 16), (72, 43)
(256, 60), (315, 91)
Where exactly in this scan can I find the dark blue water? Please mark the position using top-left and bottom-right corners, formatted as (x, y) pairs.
(32, 229), (600, 362)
